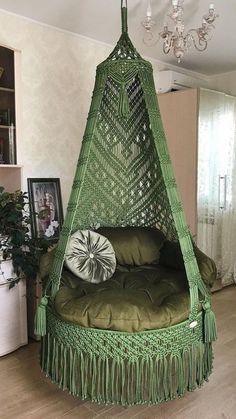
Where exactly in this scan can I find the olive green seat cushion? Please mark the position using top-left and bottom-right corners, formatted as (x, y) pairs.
(40, 239), (216, 289)
(159, 240), (217, 288)
(55, 266), (189, 332)
(42, 226), (216, 333)
(97, 227), (165, 266)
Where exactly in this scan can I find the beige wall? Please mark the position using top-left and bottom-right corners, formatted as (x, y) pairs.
(0, 11), (112, 210)
(0, 10), (170, 211)
(0, 9), (234, 211)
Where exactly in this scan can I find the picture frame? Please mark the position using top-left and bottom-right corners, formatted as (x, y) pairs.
(27, 178), (64, 240)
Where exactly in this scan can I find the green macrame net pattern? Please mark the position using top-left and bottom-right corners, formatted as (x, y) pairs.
(49, 14), (209, 316)
(72, 72), (176, 236)
(41, 311), (213, 405)
(38, 1), (217, 405)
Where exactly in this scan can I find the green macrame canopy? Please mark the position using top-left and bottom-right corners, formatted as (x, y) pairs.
(35, 1), (217, 406)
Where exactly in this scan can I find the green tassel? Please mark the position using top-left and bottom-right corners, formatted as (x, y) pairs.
(203, 301), (217, 343)
(118, 82), (130, 118)
(178, 354), (185, 396)
(163, 357), (169, 399)
(34, 295), (48, 337)
(46, 333), (50, 375)
(40, 332), (215, 405)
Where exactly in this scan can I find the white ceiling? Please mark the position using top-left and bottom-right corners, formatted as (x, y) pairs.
(0, 0), (234, 76)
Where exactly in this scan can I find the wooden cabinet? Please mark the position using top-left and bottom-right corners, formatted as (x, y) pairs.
(0, 46), (27, 355)
(158, 88), (199, 237)
(0, 46), (16, 164)
(0, 45), (22, 191)
(0, 165), (22, 191)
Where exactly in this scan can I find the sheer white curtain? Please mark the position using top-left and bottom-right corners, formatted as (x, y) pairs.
(197, 89), (236, 286)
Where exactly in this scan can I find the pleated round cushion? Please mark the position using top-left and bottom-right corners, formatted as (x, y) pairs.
(65, 230), (116, 283)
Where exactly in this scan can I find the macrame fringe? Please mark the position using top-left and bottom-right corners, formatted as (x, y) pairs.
(203, 301), (217, 343)
(41, 333), (213, 406)
(34, 295), (48, 337)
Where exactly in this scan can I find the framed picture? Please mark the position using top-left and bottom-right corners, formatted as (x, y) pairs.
(27, 178), (64, 240)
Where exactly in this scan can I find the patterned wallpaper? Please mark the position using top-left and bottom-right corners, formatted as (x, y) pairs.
(0, 10), (162, 210)
(0, 10), (111, 210)
(1, 9), (228, 212)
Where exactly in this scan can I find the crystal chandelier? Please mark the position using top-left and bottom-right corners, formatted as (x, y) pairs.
(142, 0), (219, 63)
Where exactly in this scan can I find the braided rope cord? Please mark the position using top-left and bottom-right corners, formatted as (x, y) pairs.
(36, 6), (215, 407)
(49, 69), (107, 298)
(41, 310), (213, 406)
(47, 309), (204, 360)
(121, 2), (128, 34)
(138, 68), (211, 319)
(46, 3), (211, 319)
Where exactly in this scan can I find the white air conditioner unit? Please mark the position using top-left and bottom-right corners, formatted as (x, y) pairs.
(154, 70), (203, 93)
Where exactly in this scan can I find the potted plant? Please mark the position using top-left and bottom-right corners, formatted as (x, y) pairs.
(0, 186), (48, 287)
(0, 186), (52, 354)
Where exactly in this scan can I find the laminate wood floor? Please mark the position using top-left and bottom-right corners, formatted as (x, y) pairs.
(0, 286), (235, 419)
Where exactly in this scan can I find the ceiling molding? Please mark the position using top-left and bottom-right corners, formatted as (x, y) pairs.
(0, 6), (220, 82)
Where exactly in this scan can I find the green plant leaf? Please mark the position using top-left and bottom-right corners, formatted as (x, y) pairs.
(0, 186), (51, 283)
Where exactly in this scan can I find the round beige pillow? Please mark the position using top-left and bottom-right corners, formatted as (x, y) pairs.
(65, 230), (116, 284)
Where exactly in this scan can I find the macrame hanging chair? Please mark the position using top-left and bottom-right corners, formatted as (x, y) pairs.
(35, 0), (217, 406)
